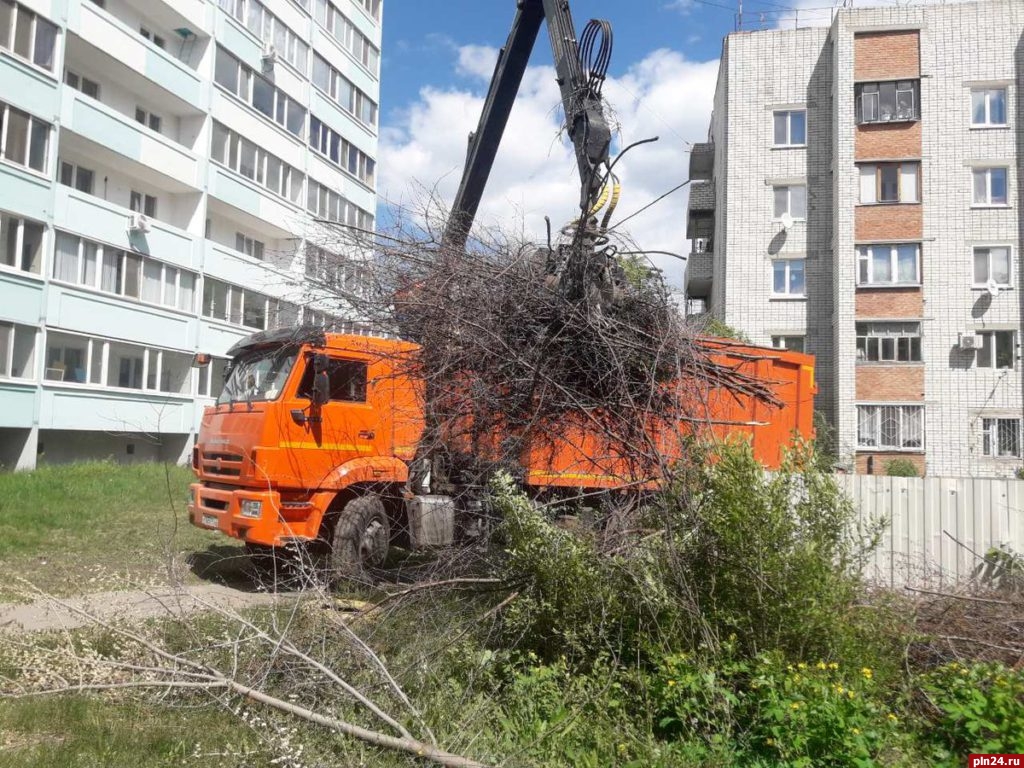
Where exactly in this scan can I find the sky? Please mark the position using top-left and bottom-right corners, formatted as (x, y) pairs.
(371, 0), (878, 287)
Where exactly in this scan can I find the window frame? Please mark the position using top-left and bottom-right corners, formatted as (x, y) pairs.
(0, 320), (36, 379)
(855, 321), (922, 364)
(772, 109), (806, 147)
(0, 100), (50, 174)
(971, 87), (1008, 128)
(855, 79), (920, 125)
(856, 404), (925, 451)
(856, 243), (921, 288)
(0, 1), (59, 75)
(771, 335), (805, 352)
(972, 245), (1012, 288)
(772, 184), (807, 221)
(976, 330), (1016, 370)
(770, 257), (806, 298)
(858, 161), (920, 205)
(972, 166), (1010, 207)
(982, 417), (1021, 458)
(0, 210), (45, 275)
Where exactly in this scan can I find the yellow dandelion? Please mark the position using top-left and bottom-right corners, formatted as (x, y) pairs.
(852, 728), (861, 735)
(667, 680), (676, 687)
(887, 713), (898, 722)
(787, 664), (794, 672)
(766, 738), (775, 746)
(790, 701), (802, 710)
(798, 662), (807, 670)
(861, 667), (873, 679)
(829, 662), (839, 670)
(848, 690), (855, 699)
(835, 685), (845, 695)
(817, 662), (827, 670)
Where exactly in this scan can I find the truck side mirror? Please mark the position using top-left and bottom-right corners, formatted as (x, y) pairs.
(312, 370), (330, 407)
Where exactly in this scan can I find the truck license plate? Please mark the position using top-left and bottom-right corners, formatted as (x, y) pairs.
(202, 514), (219, 528)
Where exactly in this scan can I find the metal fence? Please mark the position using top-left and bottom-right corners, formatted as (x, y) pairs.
(837, 475), (1024, 589)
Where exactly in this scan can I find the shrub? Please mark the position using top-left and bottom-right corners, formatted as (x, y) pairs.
(919, 662), (1024, 758)
(885, 459), (919, 477)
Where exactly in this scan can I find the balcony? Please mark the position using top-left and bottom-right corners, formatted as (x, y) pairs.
(46, 283), (197, 350)
(60, 89), (200, 189)
(0, 51), (60, 117)
(0, 384), (37, 428)
(38, 386), (196, 434)
(0, 164), (54, 222)
(70, 0), (204, 108)
(686, 180), (715, 241)
(54, 185), (200, 271)
(686, 239), (713, 297)
(207, 165), (304, 234)
(689, 142), (714, 182)
(0, 270), (44, 326)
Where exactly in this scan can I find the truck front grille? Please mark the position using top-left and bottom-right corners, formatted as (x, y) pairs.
(201, 451), (245, 478)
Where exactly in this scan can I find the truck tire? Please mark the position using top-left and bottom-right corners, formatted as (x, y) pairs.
(330, 494), (390, 575)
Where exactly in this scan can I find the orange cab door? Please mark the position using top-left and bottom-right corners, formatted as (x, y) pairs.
(276, 353), (380, 487)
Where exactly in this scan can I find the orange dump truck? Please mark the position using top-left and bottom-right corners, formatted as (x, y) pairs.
(188, 327), (816, 569)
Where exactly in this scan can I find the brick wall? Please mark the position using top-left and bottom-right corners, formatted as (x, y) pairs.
(855, 365), (925, 399)
(855, 121), (922, 159)
(856, 288), (923, 316)
(855, 204), (923, 240)
(855, 452), (926, 475)
(853, 30), (920, 80)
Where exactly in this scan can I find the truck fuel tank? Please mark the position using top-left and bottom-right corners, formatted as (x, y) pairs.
(406, 495), (455, 549)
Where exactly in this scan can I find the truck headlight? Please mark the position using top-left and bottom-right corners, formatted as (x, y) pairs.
(240, 499), (263, 519)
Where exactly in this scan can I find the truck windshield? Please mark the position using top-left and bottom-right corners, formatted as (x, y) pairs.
(217, 347), (297, 406)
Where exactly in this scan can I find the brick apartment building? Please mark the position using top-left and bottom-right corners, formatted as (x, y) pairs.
(687, 0), (1024, 477)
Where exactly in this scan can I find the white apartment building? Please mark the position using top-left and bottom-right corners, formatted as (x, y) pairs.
(0, 0), (382, 469)
(687, 0), (1024, 477)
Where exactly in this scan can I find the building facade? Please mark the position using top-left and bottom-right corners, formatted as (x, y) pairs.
(688, 0), (1024, 477)
(0, 0), (381, 469)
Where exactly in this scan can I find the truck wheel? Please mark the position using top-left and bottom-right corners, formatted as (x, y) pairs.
(330, 494), (390, 575)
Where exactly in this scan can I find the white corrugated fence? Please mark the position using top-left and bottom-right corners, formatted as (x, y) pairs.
(837, 475), (1024, 589)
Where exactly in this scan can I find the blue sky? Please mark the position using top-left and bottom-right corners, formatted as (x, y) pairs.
(370, 1), (761, 286)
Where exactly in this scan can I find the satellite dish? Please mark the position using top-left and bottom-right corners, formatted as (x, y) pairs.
(780, 212), (795, 231)
(987, 278), (1001, 297)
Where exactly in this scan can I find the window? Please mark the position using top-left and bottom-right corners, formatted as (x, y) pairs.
(311, 53), (378, 129)
(0, 1), (58, 72)
(198, 357), (228, 399)
(982, 418), (1021, 458)
(771, 335), (805, 352)
(858, 162), (919, 204)
(45, 331), (92, 383)
(235, 233), (265, 260)
(0, 212), (43, 273)
(134, 107), (161, 133)
(64, 69), (99, 99)
(857, 405), (924, 450)
(856, 244), (920, 287)
(856, 322), (922, 363)
(214, 46), (307, 138)
(0, 100), (49, 172)
(313, 0), (380, 76)
(308, 117), (376, 186)
(306, 179), (374, 231)
(773, 110), (806, 147)
(139, 27), (165, 49)
(972, 167), (1009, 206)
(973, 246), (1011, 287)
(771, 258), (805, 297)
(217, 0), (308, 71)
(202, 277), (272, 330)
(51, 231), (194, 310)
(0, 321), (35, 378)
(210, 121), (304, 203)
(971, 88), (1007, 127)
(298, 357), (367, 402)
(773, 185), (806, 220)
(59, 161), (94, 194)
(856, 80), (919, 124)
(977, 330), (1015, 369)
(130, 191), (157, 218)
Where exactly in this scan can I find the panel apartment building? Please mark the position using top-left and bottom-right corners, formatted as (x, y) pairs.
(0, 0), (381, 469)
(687, 0), (1024, 477)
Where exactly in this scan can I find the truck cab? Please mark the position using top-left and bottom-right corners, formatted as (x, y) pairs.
(188, 327), (428, 567)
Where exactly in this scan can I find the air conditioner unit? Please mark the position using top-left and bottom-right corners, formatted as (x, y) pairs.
(261, 43), (277, 62)
(958, 333), (982, 350)
(128, 212), (152, 233)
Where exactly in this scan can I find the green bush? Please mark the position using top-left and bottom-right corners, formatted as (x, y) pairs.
(885, 459), (919, 477)
(919, 662), (1024, 758)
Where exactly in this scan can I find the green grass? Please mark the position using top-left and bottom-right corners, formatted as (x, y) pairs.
(0, 462), (244, 599)
(0, 696), (268, 768)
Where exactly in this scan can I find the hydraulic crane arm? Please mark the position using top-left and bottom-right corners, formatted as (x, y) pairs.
(442, 0), (613, 251)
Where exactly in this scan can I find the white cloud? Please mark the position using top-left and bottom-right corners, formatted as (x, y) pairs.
(379, 46), (719, 287)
